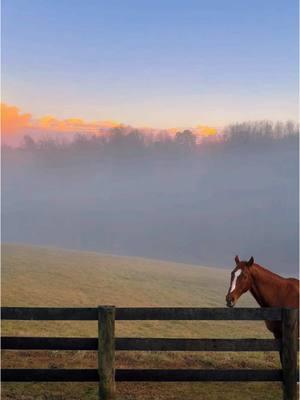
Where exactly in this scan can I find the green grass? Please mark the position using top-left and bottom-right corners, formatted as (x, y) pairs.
(1, 243), (282, 399)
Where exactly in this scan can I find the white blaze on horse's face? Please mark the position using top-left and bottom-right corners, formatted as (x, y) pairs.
(230, 269), (242, 293)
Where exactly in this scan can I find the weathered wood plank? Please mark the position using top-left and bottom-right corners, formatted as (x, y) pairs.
(2, 337), (285, 351)
(1, 368), (284, 382)
(115, 369), (283, 382)
(1, 307), (282, 321)
(1, 369), (98, 382)
(116, 307), (282, 321)
(98, 306), (116, 400)
(281, 308), (299, 400)
(1, 337), (98, 350)
(1, 307), (97, 320)
(116, 338), (281, 351)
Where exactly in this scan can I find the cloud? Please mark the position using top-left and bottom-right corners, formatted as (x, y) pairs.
(36, 115), (120, 133)
(1, 103), (32, 136)
(195, 125), (217, 136)
(1, 103), (217, 146)
(1, 103), (122, 145)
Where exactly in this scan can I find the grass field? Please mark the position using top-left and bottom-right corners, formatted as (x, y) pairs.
(1, 243), (282, 399)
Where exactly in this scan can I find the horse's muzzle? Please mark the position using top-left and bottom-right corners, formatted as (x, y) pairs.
(226, 294), (235, 308)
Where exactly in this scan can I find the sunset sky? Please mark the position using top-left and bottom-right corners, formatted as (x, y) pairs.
(1, 0), (298, 143)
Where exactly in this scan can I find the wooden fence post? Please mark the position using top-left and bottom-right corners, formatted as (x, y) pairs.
(98, 306), (116, 400)
(281, 308), (298, 400)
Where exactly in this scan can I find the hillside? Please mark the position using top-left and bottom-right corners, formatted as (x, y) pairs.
(1, 244), (281, 399)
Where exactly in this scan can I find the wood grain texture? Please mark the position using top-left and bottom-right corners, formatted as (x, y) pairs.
(281, 308), (299, 400)
(98, 306), (116, 400)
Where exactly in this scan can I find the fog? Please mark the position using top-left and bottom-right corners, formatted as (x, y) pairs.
(2, 121), (298, 275)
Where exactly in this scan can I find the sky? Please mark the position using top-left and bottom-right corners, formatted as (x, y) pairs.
(1, 0), (299, 140)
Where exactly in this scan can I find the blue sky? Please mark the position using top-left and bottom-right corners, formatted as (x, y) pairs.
(2, 0), (299, 127)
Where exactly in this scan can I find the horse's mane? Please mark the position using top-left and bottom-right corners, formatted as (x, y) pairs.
(252, 263), (288, 282)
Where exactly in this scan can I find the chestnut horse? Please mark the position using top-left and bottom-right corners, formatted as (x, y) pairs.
(226, 256), (299, 339)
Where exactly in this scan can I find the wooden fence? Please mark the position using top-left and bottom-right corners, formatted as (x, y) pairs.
(1, 306), (299, 400)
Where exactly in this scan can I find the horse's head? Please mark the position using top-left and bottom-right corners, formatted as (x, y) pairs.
(226, 255), (254, 307)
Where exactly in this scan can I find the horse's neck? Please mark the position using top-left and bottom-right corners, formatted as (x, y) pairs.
(249, 264), (283, 307)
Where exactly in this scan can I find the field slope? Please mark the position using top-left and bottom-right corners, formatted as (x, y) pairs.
(1, 244), (281, 399)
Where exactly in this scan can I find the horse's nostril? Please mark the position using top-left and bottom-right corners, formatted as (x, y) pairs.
(226, 295), (232, 303)
(226, 295), (234, 307)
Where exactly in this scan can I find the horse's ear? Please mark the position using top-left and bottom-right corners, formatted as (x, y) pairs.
(247, 256), (254, 267)
(235, 255), (240, 265)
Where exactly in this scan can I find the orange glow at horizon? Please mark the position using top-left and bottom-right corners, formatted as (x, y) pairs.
(1, 103), (32, 135)
(1, 103), (122, 144)
(196, 125), (217, 136)
(37, 115), (121, 132)
(1, 103), (217, 145)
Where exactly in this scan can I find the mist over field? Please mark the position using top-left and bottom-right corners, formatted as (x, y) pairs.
(2, 121), (298, 275)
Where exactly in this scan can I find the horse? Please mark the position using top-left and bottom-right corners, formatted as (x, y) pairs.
(225, 255), (299, 339)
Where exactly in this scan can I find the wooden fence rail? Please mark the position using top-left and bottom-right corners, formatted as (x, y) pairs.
(1, 306), (298, 400)
(1, 306), (283, 320)
(1, 337), (282, 351)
